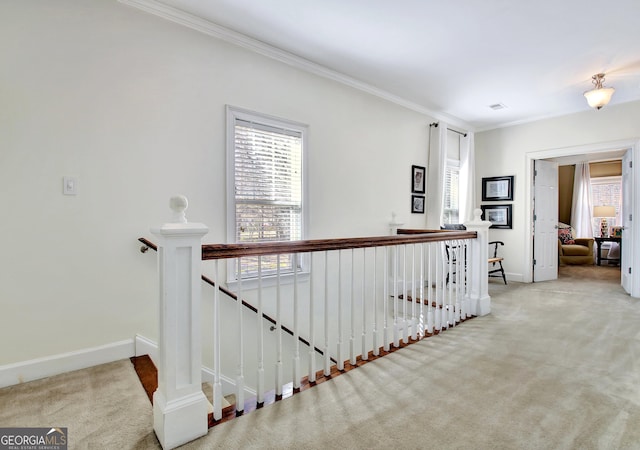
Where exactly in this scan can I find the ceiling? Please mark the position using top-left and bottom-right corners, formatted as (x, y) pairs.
(146, 0), (640, 131)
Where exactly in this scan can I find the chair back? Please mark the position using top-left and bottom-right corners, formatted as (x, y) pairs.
(440, 224), (467, 230)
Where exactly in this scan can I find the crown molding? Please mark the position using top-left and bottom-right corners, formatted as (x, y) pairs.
(118, 0), (472, 131)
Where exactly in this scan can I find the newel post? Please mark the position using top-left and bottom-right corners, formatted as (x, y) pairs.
(151, 196), (209, 449)
(464, 208), (491, 316)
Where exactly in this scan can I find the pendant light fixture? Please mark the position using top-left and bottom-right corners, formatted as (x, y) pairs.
(583, 73), (615, 110)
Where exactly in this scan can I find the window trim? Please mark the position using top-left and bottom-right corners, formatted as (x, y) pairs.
(226, 105), (309, 288)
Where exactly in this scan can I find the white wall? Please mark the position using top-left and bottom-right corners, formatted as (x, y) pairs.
(0, 1), (444, 366)
(475, 101), (640, 282)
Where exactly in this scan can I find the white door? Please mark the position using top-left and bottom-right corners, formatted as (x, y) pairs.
(533, 159), (559, 282)
(622, 149), (633, 294)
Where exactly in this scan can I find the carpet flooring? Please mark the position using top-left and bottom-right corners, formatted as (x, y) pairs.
(2, 265), (639, 449)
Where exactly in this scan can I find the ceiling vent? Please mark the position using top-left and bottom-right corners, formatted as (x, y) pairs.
(489, 103), (507, 110)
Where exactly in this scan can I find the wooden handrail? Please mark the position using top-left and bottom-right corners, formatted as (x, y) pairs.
(138, 237), (334, 363)
(201, 230), (476, 260)
(397, 228), (452, 234)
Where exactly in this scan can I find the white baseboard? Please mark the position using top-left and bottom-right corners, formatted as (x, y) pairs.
(135, 334), (159, 362)
(135, 334), (255, 398)
(201, 366), (256, 398)
(504, 272), (524, 283)
(0, 339), (135, 389)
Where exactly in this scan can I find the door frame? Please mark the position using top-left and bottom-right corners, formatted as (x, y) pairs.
(524, 139), (640, 297)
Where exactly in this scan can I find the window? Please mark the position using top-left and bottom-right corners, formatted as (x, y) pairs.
(590, 175), (622, 234)
(443, 159), (460, 224)
(227, 106), (308, 281)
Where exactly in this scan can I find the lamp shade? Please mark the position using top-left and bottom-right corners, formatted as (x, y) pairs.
(584, 87), (615, 109)
(593, 205), (615, 218)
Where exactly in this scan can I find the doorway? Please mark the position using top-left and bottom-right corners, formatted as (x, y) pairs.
(525, 139), (640, 298)
(557, 160), (623, 281)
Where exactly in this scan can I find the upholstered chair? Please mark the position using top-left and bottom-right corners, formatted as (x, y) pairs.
(558, 224), (594, 265)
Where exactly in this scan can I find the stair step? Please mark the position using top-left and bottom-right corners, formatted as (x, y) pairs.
(130, 355), (233, 409)
(202, 382), (232, 410)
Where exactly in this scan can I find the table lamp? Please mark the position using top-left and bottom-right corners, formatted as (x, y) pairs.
(593, 205), (616, 237)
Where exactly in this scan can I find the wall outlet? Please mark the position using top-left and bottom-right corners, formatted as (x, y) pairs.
(63, 176), (77, 195)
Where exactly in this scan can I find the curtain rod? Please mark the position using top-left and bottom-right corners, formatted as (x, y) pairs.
(429, 122), (467, 137)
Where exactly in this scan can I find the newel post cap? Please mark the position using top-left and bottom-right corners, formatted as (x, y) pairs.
(151, 195), (208, 237)
(465, 208), (490, 228)
(170, 195), (189, 224)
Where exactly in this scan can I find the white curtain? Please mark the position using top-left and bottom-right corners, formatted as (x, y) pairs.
(459, 132), (475, 223)
(571, 162), (593, 238)
(426, 122), (447, 229)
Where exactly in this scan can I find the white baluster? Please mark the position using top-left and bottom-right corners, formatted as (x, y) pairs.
(323, 251), (331, 376)
(361, 248), (368, 361)
(383, 246), (390, 352)
(308, 254), (316, 383)
(427, 243), (433, 334)
(373, 247), (380, 356)
(236, 259), (245, 412)
(275, 255), (283, 397)
(350, 249), (356, 366)
(446, 242), (453, 329)
(293, 253), (300, 389)
(460, 240), (468, 320)
(447, 241), (454, 328)
(402, 245), (408, 344)
(434, 243), (442, 332)
(213, 260), (222, 421)
(393, 246), (400, 348)
(257, 257), (264, 405)
(454, 241), (461, 324)
(410, 244), (417, 341)
(337, 250), (344, 371)
(418, 243), (425, 338)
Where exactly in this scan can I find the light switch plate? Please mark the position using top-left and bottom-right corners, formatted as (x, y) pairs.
(63, 176), (77, 195)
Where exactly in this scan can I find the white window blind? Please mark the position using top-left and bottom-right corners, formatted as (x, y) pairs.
(228, 107), (306, 280)
(590, 176), (622, 234)
(443, 161), (460, 224)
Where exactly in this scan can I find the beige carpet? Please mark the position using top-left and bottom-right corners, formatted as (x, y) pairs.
(3, 265), (640, 449)
(0, 359), (158, 448)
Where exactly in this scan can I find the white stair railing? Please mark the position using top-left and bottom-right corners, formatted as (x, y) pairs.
(148, 198), (490, 449)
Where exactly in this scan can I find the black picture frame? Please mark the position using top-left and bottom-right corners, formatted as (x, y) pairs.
(481, 204), (512, 229)
(481, 176), (514, 201)
(411, 165), (426, 194)
(411, 195), (425, 214)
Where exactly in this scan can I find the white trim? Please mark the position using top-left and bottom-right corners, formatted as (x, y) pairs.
(226, 271), (310, 291)
(0, 339), (135, 388)
(136, 334), (253, 398)
(118, 0), (471, 131)
(201, 365), (256, 399)
(525, 138), (640, 297)
(504, 272), (524, 283)
(135, 333), (158, 361)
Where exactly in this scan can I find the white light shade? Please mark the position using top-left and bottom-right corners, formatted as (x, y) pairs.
(593, 205), (615, 217)
(584, 87), (615, 110)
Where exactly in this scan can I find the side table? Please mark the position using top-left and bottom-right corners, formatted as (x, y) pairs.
(594, 236), (621, 266)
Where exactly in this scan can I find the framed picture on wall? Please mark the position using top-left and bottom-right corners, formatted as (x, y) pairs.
(411, 165), (426, 194)
(412, 195), (425, 214)
(481, 204), (512, 229)
(482, 176), (514, 201)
